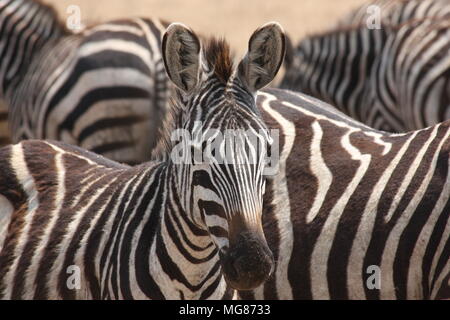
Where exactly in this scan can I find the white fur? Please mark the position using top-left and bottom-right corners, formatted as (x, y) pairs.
(257, 92), (295, 300)
(0, 194), (14, 251)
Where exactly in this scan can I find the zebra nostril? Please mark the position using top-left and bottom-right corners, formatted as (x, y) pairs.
(227, 250), (273, 289)
(221, 231), (274, 290)
(232, 256), (249, 278)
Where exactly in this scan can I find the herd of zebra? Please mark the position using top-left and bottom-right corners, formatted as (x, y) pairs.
(0, 0), (449, 300)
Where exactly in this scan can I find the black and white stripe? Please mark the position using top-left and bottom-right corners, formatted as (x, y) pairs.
(280, 0), (450, 132)
(238, 88), (450, 300)
(0, 0), (63, 148)
(1, 0), (170, 164)
(0, 22), (286, 299)
(336, 0), (450, 27)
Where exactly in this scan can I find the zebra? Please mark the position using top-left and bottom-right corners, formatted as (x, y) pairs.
(0, 22), (287, 299)
(0, 0), (63, 147)
(232, 88), (449, 300)
(280, 0), (450, 132)
(336, 0), (450, 27)
(1, 0), (171, 164)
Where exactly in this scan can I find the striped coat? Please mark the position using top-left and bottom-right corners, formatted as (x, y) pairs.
(336, 0), (450, 27)
(240, 88), (450, 299)
(1, 0), (171, 164)
(0, 22), (286, 300)
(280, 0), (450, 132)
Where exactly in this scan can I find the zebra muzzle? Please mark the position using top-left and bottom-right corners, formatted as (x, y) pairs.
(221, 230), (274, 291)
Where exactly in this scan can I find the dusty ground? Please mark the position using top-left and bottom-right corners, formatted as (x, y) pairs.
(42, 0), (366, 56)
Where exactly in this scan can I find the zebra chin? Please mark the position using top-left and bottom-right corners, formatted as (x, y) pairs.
(220, 230), (274, 291)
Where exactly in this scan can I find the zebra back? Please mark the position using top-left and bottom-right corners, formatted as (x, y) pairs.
(337, 0), (450, 28)
(280, 0), (450, 132)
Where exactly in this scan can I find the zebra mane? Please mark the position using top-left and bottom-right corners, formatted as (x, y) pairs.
(303, 15), (434, 44)
(150, 95), (181, 162)
(304, 22), (386, 41)
(203, 37), (234, 84)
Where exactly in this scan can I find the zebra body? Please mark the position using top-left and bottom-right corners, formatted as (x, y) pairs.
(0, 22), (286, 299)
(372, 17), (450, 131)
(0, 140), (230, 299)
(1, 0), (170, 164)
(281, 0), (450, 132)
(336, 0), (450, 27)
(237, 88), (450, 300)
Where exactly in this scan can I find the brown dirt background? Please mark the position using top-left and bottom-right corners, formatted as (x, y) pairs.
(42, 0), (365, 56)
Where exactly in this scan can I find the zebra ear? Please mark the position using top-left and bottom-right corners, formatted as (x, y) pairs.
(162, 23), (202, 93)
(238, 22), (286, 92)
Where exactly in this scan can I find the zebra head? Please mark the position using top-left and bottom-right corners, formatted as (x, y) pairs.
(162, 22), (285, 291)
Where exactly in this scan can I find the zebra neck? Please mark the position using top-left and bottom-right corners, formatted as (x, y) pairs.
(146, 164), (228, 299)
(0, 0), (65, 95)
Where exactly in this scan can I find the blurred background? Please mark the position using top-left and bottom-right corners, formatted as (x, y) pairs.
(42, 0), (365, 56)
